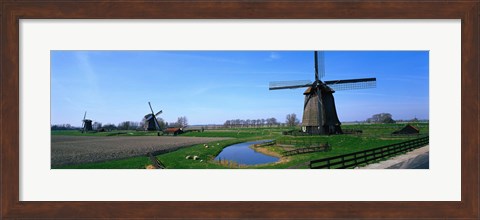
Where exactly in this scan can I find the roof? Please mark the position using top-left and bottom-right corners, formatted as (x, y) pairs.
(303, 87), (313, 95)
(404, 124), (420, 132)
(303, 84), (334, 95)
(165, 127), (182, 132)
(392, 124), (420, 134)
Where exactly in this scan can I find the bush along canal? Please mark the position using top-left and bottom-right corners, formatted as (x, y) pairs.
(215, 140), (279, 165)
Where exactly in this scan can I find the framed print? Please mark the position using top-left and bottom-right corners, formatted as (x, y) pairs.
(1, 1), (478, 219)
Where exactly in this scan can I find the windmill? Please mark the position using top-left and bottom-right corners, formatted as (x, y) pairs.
(144, 102), (163, 136)
(269, 51), (377, 135)
(81, 111), (93, 133)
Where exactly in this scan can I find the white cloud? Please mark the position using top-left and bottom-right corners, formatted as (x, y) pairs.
(267, 52), (280, 61)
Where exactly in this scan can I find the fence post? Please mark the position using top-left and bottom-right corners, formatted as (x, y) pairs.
(354, 153), (358, 167)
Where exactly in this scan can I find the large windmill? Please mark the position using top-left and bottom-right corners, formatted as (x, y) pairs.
(144, 102), (163, 136)
(81, 111), (93, 133)
(269, 51), (376, 135)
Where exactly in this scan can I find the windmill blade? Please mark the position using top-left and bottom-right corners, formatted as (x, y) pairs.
(269, 80), (312, 90)
(148, 102), (155, 115)
(152, 115), (161, 131)
(315, 51), (325, 80)
(155, 110), (163, 117)
(316, 86), (324, 128)
(325, 77), (376, 91)
(148, 102), (162, 135)
(145, 115), (153, 121)
(81, 111), (87, 133)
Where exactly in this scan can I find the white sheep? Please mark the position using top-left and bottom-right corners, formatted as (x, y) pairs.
(193, 155), (199, 160)
(185, 155), (192, 159)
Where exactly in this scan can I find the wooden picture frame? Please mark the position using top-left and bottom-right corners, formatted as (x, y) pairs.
(1, 1), (478, 219)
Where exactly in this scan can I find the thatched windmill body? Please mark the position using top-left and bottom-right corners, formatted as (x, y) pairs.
(143, 102), (163, 136)
(269, 51), (377, 135)
(81, 111), (93, 133)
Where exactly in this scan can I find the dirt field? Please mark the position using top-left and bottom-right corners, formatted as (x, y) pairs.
(51, 136), (230, 167)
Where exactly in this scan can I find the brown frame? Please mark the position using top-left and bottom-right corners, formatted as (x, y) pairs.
(1, 1), (478, 219)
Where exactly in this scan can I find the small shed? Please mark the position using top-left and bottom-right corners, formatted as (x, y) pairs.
(164, 127), (183, 136)
(392, 124), (420, 135)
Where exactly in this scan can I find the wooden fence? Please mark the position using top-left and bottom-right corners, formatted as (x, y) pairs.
(277, 138), (330, 147)
(282, 144), (331, 157)
(309, 136), (429, 169)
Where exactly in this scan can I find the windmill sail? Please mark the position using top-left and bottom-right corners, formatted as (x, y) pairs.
(315, 51), (326, 80)
(269, 80), (312, 90)
(325, 77), (376, 91)
(81, 111), (87, 133)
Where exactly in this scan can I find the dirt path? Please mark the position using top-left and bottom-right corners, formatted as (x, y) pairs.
(357, 145), (429, 169)
(51, 135), (230, 167)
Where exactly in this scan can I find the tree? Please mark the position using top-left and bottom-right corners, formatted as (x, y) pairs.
(367, 113), (396, 124)
(92, 122), (102, 130)
(266, 117), (278, 127)
(176, 116), (188, 127)
(246, 119), (251, 127)
(156, 118), (167, 130)
(103, 123), (117, 131)
(224, 120), (231, 128)
(118, 121), (131, 130)
(286, 113), (300, 127)
(118, 121), (140, 130)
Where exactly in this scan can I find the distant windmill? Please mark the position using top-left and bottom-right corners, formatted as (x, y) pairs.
(144, 102), (163, 136)
(81, 111), (93, 133)
(269, 51), (377, 135)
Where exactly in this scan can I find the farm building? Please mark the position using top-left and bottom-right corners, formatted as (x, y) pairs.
(392, 124), (420, 135)
(164, 127), (183, 136)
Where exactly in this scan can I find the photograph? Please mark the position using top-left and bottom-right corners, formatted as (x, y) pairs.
(51, 50), (429, 169)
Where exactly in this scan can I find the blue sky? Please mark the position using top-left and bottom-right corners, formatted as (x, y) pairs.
(51, 51), (429, 126)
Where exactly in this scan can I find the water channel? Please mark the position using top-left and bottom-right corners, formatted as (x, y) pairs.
(214, 140), (279, 165)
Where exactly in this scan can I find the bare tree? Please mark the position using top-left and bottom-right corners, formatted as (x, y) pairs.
(92, 122), (102, 130)
(286, 113), (300, 127)
(118, 121), (130, 130)
(266, 117), (278, 127)
(176, 116), (188, 127)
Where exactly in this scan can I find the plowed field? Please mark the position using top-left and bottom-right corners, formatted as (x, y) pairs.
(52, 136), (230, 167)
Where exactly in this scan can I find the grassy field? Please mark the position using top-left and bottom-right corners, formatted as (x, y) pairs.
(55, 122), (429, 169)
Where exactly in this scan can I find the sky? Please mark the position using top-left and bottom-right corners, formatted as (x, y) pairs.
(51, 51), (429, 126)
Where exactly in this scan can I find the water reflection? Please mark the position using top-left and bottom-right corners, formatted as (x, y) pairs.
(215, 140), (279, 165)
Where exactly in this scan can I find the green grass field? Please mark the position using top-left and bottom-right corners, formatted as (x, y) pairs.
(55, 122), (429, 169)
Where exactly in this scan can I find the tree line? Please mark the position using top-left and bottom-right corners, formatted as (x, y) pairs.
(51, 116), (189, 131)
(223, 113), (300, 128)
